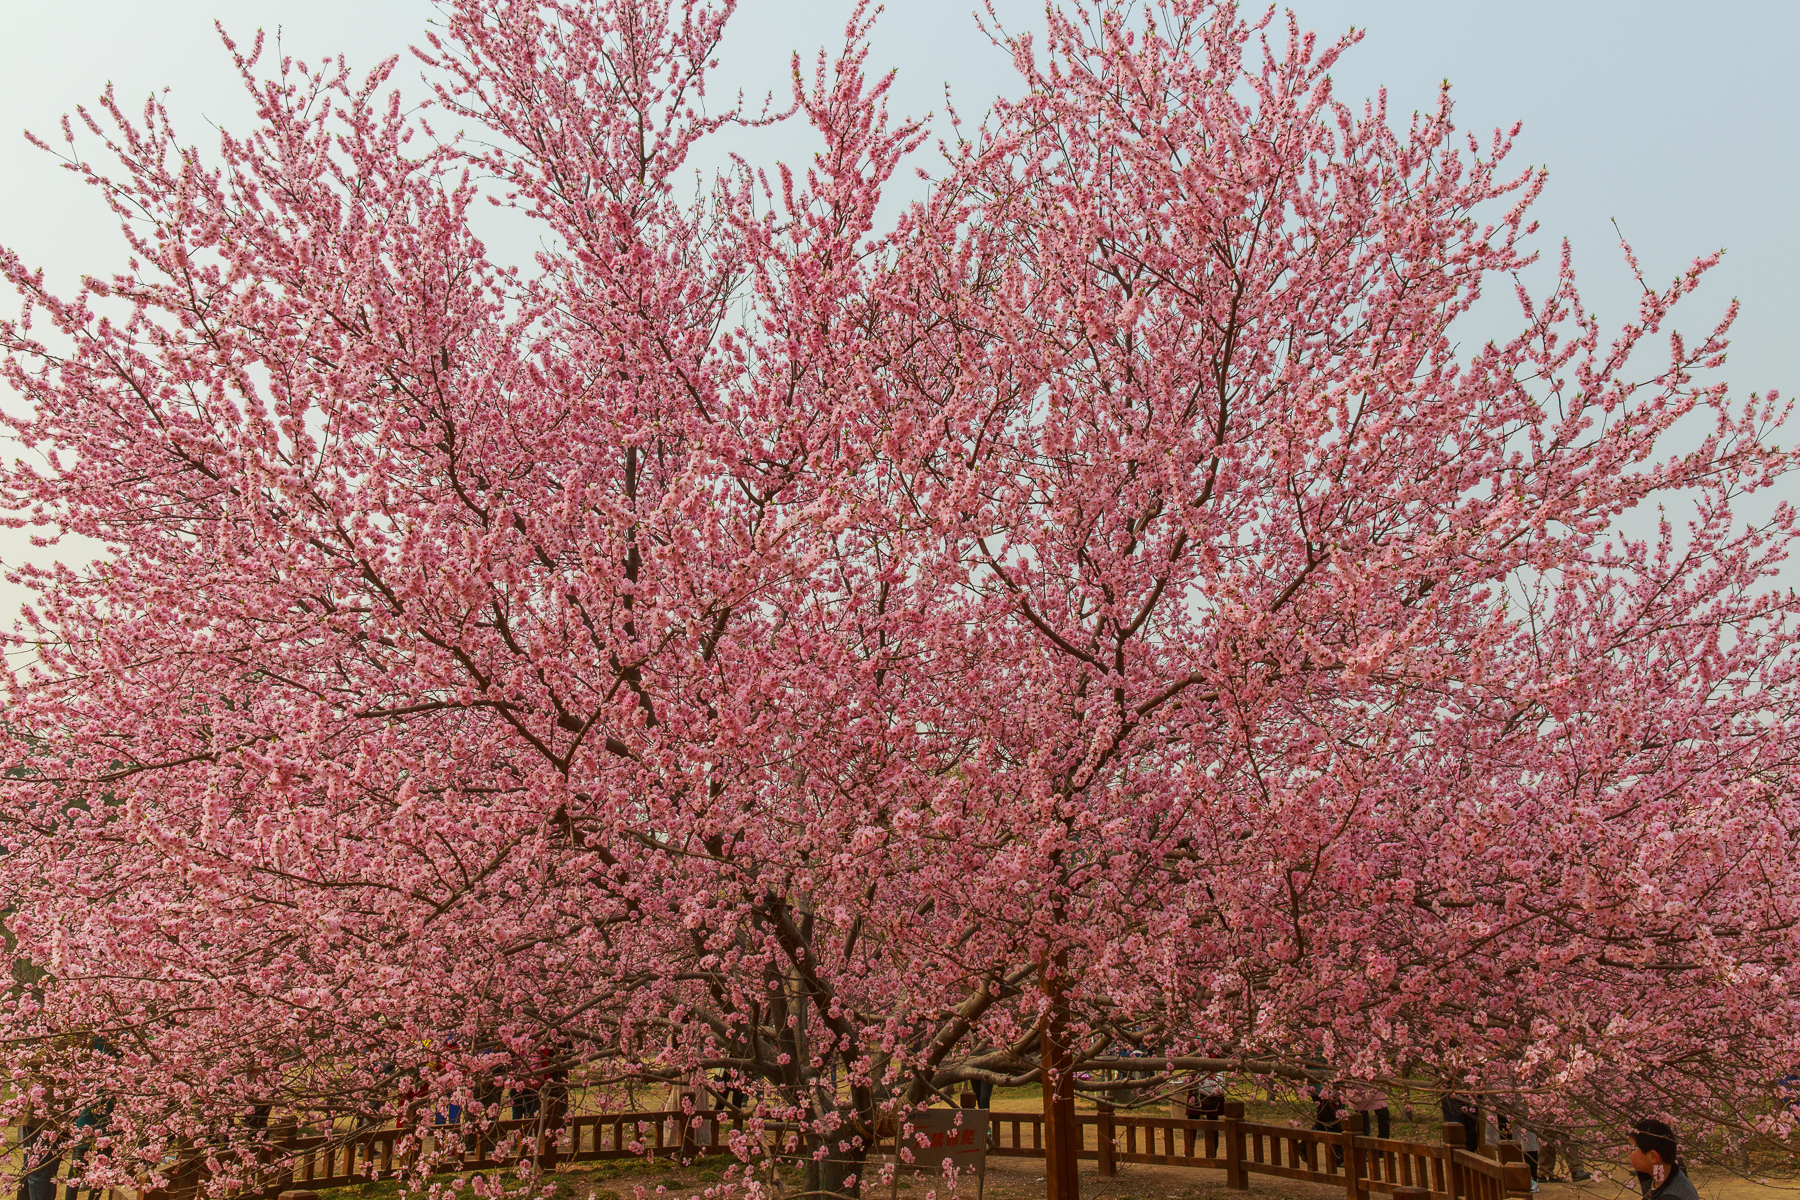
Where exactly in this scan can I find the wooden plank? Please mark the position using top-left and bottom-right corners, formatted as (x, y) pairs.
(1115, 1153), (1226, 1168)
(1358, 1176), (1453, 1199)
(1253, 1163), (1351, 1185)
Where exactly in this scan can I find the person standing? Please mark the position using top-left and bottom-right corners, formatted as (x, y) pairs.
(1536, 1133), (1592, 1185)
(1519, 1124), (1541, 1191)
(1193, 1070), (1227, 1118)
(1440, 1092), (1479, 1152)
(18, 1125), (62, 1200)
(1183, 1069), (1228, 1158)
(1308, 1080), (1346, 1168)
(1349, 1085), (1390, 1140)
(710, 1069), (750, 1112)
(15, 1041), (74, 1200)
(1628, 1119), (1697, 1200)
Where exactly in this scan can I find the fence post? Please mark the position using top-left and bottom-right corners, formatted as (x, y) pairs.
(1340, 1115), (1362, 1200)
(270, 1118), (299, 1190)
(1442, 1123), (1465, 1199)
(1222, 1100), (1247, 1190)
(541, 1084), (568, 1171)
(1497, 1142), (1530, 1196)
(1096, 1102), (1116, 1177)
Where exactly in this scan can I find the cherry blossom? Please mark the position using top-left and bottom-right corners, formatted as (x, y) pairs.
(1, 2), (1795, 1197)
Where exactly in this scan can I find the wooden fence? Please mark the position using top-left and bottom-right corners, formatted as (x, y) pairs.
(78, 1100), (1526, 1200)
(132, 1107), (739, 1200)
(988, 1102), (1530, 1200)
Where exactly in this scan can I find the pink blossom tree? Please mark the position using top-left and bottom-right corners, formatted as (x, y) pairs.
(2, 2), (1797, 1199)
(859, 4), (1800, 1188)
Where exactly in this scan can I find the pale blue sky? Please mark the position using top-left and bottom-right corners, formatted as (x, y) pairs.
(0, 1), (1795, 614)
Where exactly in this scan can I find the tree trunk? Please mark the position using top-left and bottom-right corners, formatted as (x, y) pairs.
(1042, 953), (1081, 1200)
(803, 1131), (867, 1200)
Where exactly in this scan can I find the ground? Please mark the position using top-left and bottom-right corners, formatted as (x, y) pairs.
(327, 1151), (1796, 1200)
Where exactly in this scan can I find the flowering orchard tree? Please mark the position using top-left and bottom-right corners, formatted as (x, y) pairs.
(2, 1), (1798, 1198)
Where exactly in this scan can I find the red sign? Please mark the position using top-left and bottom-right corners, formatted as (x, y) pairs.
(897, 1107), (989, 1178)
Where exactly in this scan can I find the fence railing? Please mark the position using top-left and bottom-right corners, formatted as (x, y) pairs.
(987, 1102), (1529, 1200)
(105, 1101), (1527, 1200)
(32, 1108), (739, 1200)
(157, 1108), (744, 1200)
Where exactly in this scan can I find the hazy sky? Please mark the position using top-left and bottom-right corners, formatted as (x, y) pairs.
(0, 0), (1795, 621)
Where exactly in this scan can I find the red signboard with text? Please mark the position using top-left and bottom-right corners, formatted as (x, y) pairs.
(897, 1107), (989, 1182)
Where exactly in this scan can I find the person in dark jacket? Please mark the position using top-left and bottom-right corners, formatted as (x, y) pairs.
(1440, 1092), (1480, 1152)
(1308, 1080), (1346, 1167)
(1628, 1119), (1698, 1200)
(1189, 1071), (1227, 1118)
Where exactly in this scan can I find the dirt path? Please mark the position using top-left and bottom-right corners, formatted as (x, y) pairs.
(507, 1142), (1798, 1200)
